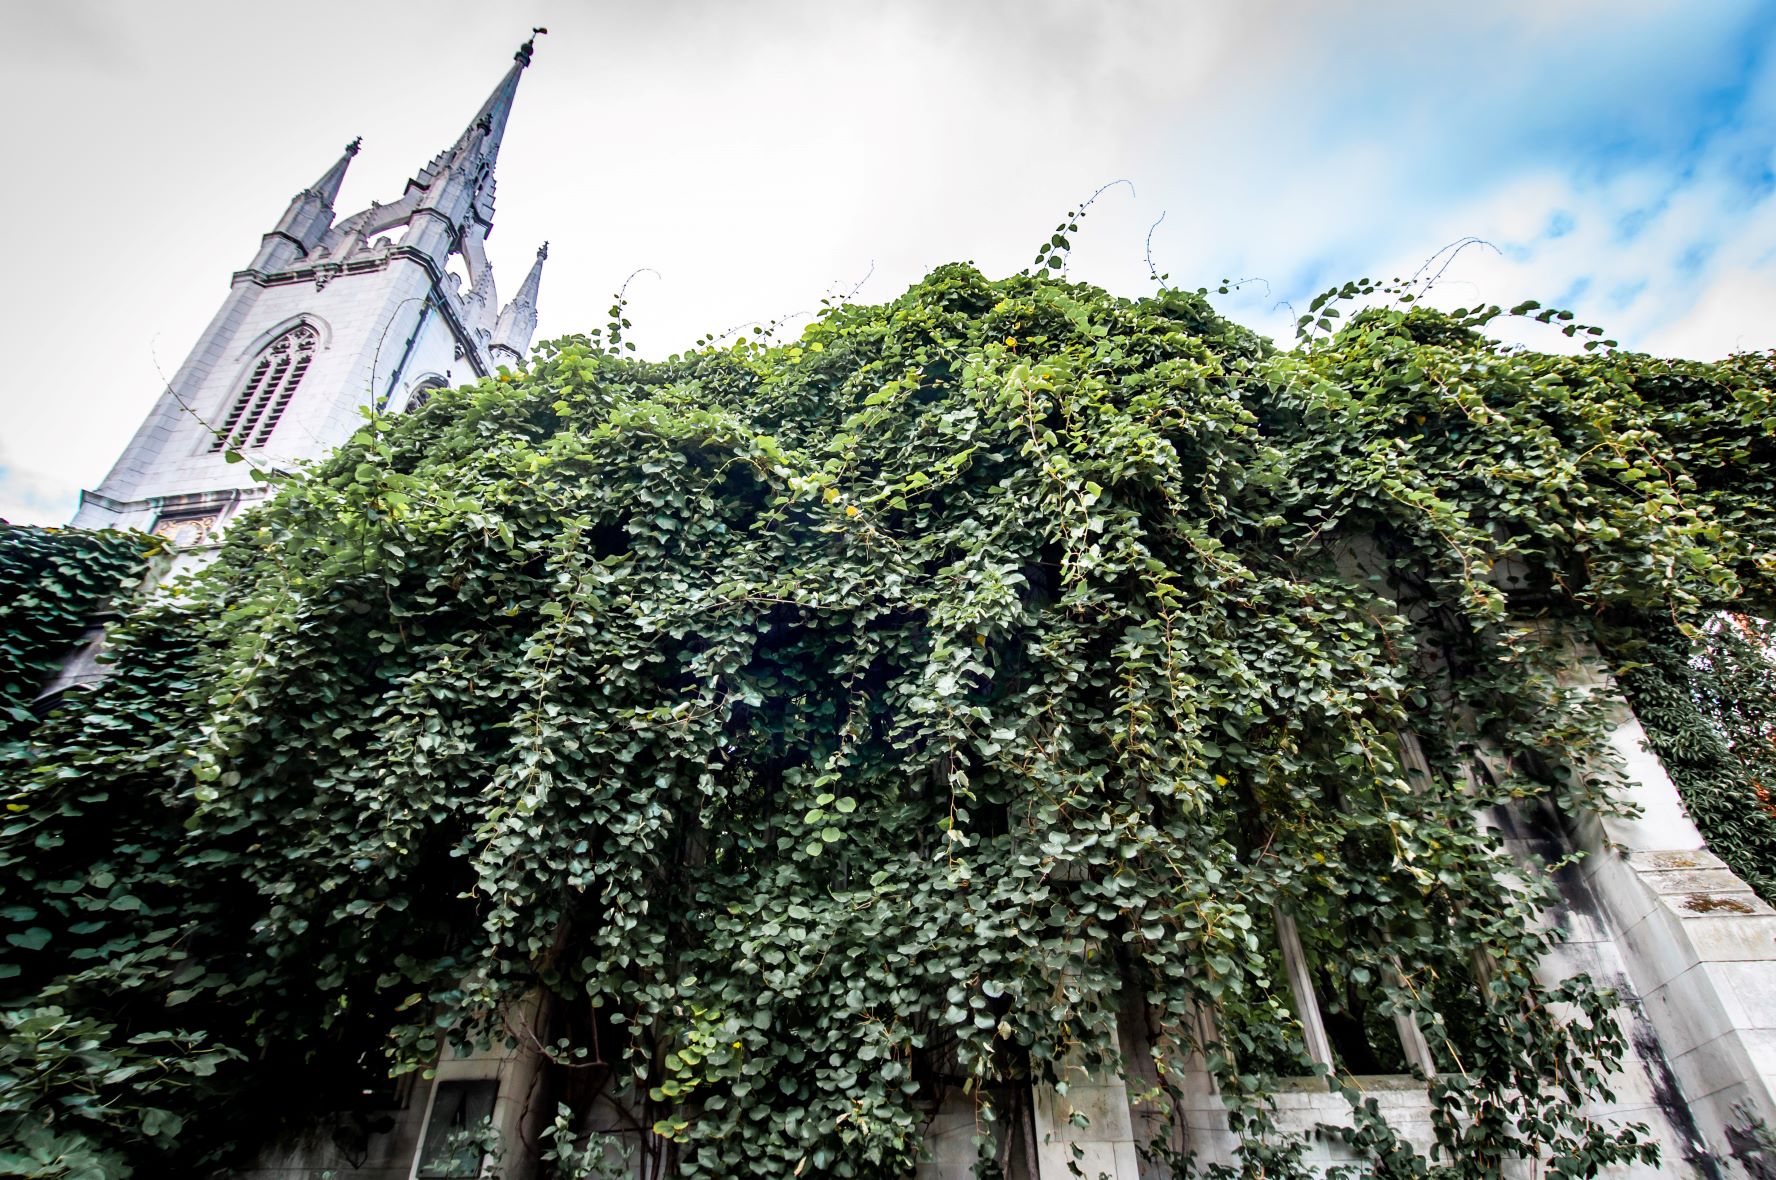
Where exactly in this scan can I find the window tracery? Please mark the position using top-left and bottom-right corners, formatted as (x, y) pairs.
(210, 324), (318, 452)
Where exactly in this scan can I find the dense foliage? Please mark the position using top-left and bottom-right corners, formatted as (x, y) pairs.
(1617, 616), (1776, 901)
(0, 525), (168, 1180)
(0, 525), (147, 751)
(3, 265), (1774, 1178)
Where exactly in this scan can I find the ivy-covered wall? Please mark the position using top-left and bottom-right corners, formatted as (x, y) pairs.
(1615, 617), (1776, 902)
(0, 525), (149, 750)
(0, 524), (156, 1180)
(1, 265), (1773, 1179)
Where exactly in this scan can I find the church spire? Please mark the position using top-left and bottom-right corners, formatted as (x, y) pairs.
(397, 29), (545, 257)
(77, 37), (556, 542)
(514, 241), (548, 307)
(250, 137), (362, 271)
(454, 29), (544, 164)
(412, 30), (544, 199)
(491, 242), (548, 366)
(307, 137), (361, 206)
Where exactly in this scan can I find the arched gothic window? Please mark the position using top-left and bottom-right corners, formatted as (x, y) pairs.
(210, 324), (318, 452)
(405, 378), (447, 413)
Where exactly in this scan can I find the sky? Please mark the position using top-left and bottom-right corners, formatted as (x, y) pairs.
(2, 0), (1774, 525)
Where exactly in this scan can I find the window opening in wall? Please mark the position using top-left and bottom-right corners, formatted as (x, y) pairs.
(1308, 956), (1411, 1076)
(210, 324), (317, 452)
(1417, 953), (1487, 1076)
(1278, 907), (1436, 1081)
(405, 378), (447, 414)
(415, 1078), (499, 1179)
(1227, 913), (1318, 1079)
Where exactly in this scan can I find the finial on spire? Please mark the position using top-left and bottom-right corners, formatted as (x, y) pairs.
(516, 27), (548, 66)
(303, 137), (362, 207)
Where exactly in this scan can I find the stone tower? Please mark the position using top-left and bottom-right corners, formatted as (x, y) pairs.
(71, 35), (549, 553)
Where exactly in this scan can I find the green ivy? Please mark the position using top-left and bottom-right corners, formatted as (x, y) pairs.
(0, 525), (148, 749)
(1615, 616), (1776, 901)
(2, 265), (1772, 1178)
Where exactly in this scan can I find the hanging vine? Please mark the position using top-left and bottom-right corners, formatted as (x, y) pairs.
(1, 265), (1772, 1179)
(0, 525), (149, 750)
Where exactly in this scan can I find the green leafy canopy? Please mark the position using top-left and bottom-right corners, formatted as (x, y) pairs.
(3, 263), (1774, 1177)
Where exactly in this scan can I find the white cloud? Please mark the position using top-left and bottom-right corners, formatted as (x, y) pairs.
(0, 457), (82, 527)
(1644, 268), (1776, 359)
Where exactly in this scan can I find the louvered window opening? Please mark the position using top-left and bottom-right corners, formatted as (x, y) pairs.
(210, 325), (317, 452)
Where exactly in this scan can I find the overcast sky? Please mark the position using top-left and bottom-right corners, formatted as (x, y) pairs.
(3, 0), (1774, 524)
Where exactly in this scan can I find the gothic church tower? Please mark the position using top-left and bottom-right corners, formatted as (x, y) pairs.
(72, 35), (550, 550)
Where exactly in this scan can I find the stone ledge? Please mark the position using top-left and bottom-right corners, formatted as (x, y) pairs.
(1642, 868), (1751, 896)
(1674, 909), (1776, 962)
(1630, 849), (1728, 873)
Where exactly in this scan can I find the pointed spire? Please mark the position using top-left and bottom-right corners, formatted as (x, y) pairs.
(437, 29), (544, 180)
(491, 241), (548, 363)
(252, 138), (362, 270)
(307, 137), (361, 206)
(514, 241), (548, 304)
(398, 28), (546, 253)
